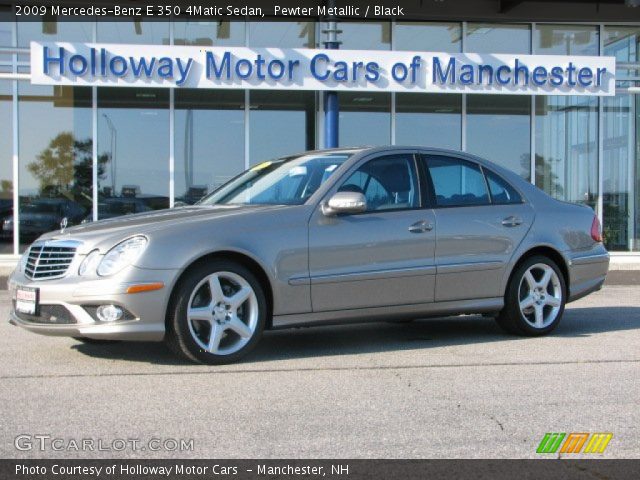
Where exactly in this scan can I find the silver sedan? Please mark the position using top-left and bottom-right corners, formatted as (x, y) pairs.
(8, 147), (609, 364)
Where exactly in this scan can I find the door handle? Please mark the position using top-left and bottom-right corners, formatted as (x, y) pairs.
(408, 220), (434, 233)
(501, 216), (523, 227)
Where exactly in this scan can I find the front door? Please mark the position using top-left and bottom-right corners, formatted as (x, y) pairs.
(308, 153), (437, 312)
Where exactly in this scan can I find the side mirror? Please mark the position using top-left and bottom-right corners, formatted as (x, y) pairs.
(322, 191), (367, 216)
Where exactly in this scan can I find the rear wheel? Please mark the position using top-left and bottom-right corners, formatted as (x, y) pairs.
(496, 255), (566, 336)
(166, 260), (267, 364)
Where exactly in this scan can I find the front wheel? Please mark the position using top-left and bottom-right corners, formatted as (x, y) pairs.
(496, 255), (566, 336)
(166, 260), (267, 364)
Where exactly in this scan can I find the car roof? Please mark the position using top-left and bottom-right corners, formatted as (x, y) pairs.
(301, 145), (536, 198)
(298, 146), (499, 170)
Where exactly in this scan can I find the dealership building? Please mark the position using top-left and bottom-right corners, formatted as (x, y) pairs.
(1, 0), (640, 260)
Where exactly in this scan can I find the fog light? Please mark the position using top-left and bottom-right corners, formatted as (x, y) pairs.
(96, 305), (123, 322)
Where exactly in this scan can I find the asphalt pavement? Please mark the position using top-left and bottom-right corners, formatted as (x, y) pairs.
(0, 286), (638, 459)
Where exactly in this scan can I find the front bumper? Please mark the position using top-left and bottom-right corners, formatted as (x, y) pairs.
(8, 267), (180, 341)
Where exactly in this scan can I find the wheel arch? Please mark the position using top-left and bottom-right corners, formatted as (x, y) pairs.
(505, 245), (570, 296)
(165, 250), (275, 333)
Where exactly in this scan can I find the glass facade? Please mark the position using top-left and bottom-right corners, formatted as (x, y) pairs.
(603, 27), (640, 251)
(97, 88), (170, 217)
(175, 89), (245, 204)
(17, 85), (92, 251)
(0, 65), (11, 253)
(0, 19), (639, 253)
(467, 95), (531, 179)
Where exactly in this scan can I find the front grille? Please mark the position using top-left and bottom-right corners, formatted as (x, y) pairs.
(24, 242), (77, 280)
(12, 301), (77, 324)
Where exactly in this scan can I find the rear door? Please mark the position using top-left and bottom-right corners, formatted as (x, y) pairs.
(421, 154), (534, 302)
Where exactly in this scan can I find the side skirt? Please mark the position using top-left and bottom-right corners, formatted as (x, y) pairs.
(271, 297), (504, 329)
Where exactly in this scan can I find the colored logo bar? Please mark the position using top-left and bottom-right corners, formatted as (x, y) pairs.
(537, 433), (612, 454)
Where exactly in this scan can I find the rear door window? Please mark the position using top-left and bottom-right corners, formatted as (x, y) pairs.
(424, 155), (489, 207)
(485, 170), (522, 204)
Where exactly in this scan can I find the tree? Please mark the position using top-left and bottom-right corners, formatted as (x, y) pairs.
(28, 132), (109, 204)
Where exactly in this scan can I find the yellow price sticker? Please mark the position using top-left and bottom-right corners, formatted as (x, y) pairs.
(250, 161), (273, 172)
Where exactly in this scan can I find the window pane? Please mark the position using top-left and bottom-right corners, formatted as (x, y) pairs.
(534, 25), (599, 56)
(602, 93), (638, 251)
(17, 18), (92, 62)
(175, 90), (245, 204)
(395, 93), (461, 149)
(486, 170), (522, 204)
(426, 156), (489, 206)
(17, 18), (92, 45)
(340, 22), (390, 50)
(97, 88), (169, 219)
(339, 92), (390, 147)
(395, 22), (461, 53)
(249, 90), (316, 164)
(467, 95), (531, 179)
(174, 21), (244, 47)
(249, 22), (315, 48)
(98, 20), (169, 45)
(535, 96), (598, 210)
(0, 10), (13, 63)
(0, 74), (12, 253)
(603, 27), (640, 251)
(17, 85), (92, 251)
(340, 155), (419, 211)
(466, 24), (531, 54)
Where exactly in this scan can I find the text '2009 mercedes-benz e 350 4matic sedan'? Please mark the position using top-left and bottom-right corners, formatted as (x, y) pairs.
(9, 147), (609, 364)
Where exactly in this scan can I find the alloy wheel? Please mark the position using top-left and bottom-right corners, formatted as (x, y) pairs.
(518, 263), (562, 329)
(186, 271), (259, 355)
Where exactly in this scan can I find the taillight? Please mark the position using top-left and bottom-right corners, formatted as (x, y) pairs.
(591, 216), (603, 243)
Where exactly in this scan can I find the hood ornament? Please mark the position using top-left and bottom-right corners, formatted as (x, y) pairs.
(59, 217), (68, 234)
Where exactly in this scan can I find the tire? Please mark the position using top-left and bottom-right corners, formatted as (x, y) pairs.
(496, 255), (566, 336)
(165, 259), (267, 364)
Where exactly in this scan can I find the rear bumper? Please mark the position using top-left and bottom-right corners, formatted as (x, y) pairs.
(567, 251), (609, 303)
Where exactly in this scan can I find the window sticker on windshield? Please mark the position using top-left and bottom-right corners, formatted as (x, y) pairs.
(289, 166), (308, 177)
(251, 161), (273, 172)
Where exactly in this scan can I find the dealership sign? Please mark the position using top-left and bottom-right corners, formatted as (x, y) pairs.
(31, 42), (615, 96)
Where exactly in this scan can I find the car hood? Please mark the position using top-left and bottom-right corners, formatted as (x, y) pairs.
(37, 204), (287, 251)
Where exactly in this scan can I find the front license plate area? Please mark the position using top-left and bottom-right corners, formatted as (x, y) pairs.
(16, 286), (39, 316)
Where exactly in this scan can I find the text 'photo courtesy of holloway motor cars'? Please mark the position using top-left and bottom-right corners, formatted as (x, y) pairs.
(8, 146), (609, 364)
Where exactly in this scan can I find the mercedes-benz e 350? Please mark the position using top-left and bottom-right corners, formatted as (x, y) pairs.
(9, 147), (609, 364)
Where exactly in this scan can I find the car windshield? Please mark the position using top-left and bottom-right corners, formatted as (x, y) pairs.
(200, 152), (353, 206)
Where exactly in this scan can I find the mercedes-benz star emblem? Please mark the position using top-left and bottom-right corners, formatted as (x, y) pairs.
(59, 217), (68, 233)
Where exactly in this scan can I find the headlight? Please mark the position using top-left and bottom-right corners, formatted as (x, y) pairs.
(78, 250), (102, 276)
(97, 236), (148, 277)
